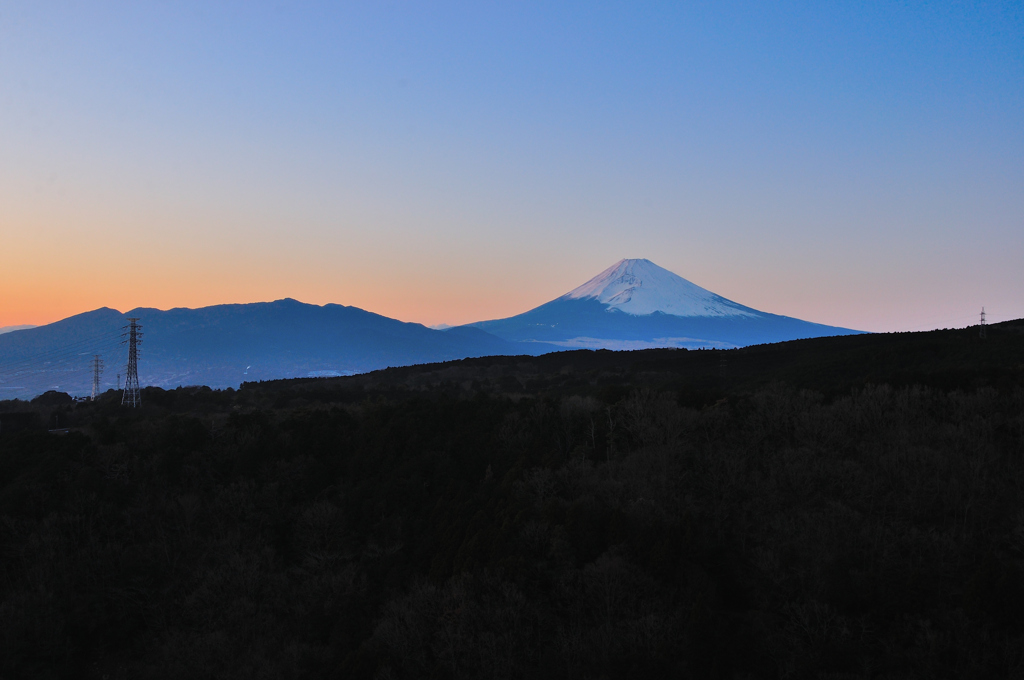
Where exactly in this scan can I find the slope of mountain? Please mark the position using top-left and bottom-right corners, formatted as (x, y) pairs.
(0, 325), (37, 335)
(468, 258), (862, 349)
(0, 299), (552, 399)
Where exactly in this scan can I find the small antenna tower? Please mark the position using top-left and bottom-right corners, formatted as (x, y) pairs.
(979, 307), (987, 339)
(121, 318), (143, 407)
(91, 355), (104, 400)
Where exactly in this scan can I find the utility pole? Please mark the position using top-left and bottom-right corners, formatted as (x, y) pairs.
(979, 307), (987, 339)
(91, 355), (104, 400)
(121, 318), (142, 407)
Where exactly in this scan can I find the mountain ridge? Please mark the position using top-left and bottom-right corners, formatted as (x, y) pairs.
(0, 325), (37, 335)
(0, 299), (555, 399)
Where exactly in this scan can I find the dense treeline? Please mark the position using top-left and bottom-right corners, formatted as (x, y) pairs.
(1, 323), (1023, 678)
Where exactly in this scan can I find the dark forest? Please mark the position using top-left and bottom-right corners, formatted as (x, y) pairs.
(1, 321), (1023, 679)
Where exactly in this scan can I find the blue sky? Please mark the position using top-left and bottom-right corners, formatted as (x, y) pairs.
(1, 1), (1021, 331)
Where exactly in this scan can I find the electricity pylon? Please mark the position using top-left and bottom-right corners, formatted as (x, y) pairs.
(91, 355), (104, 400)
(979, 307), (987, 339)
(121, 318), (142, 407)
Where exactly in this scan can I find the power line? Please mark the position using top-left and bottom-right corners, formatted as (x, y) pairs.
(898, 308), (1017, 333)
(899, 313), (981, 332)
(0, 336), (126, 400)
(0, 337), (124, 382)
(0, 329), (124, 375)
(0, 349), (122, 389)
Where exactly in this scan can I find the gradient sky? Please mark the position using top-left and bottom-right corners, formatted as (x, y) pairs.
(2, 1), (1022, 332)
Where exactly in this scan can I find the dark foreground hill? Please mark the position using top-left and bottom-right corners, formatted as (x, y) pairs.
(1, 320), (1022, 678)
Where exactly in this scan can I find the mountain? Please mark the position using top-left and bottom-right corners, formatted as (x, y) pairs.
(468, 258), (863, 349)
(0, 261), (864, 400)
(0, 325), (36, 335)
(0, 299), (553, 399)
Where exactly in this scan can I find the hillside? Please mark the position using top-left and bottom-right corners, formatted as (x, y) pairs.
(262, 317), (1024, 401)
(0, 320), (1022, 679)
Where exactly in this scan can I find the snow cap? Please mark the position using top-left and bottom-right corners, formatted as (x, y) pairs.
(562, 259), (758, 318)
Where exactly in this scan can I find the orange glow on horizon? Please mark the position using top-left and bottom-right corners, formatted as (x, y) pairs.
(0, 267), (566, 330)
(1, 3), (1021, 338)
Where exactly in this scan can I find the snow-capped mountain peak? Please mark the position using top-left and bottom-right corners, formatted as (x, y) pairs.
(561, 258), (758, 318)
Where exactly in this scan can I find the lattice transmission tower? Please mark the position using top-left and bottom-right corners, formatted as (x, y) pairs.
(979, 307), (987, 339)
(121, 318), (143, 407)
(91, 355), (104, 400)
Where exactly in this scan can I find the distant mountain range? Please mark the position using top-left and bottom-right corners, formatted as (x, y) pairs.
(0, 259), (861, 399)
(0, 325), (36, 335)
(468, 259), (861, 350)
(0, 301), (552, 399)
